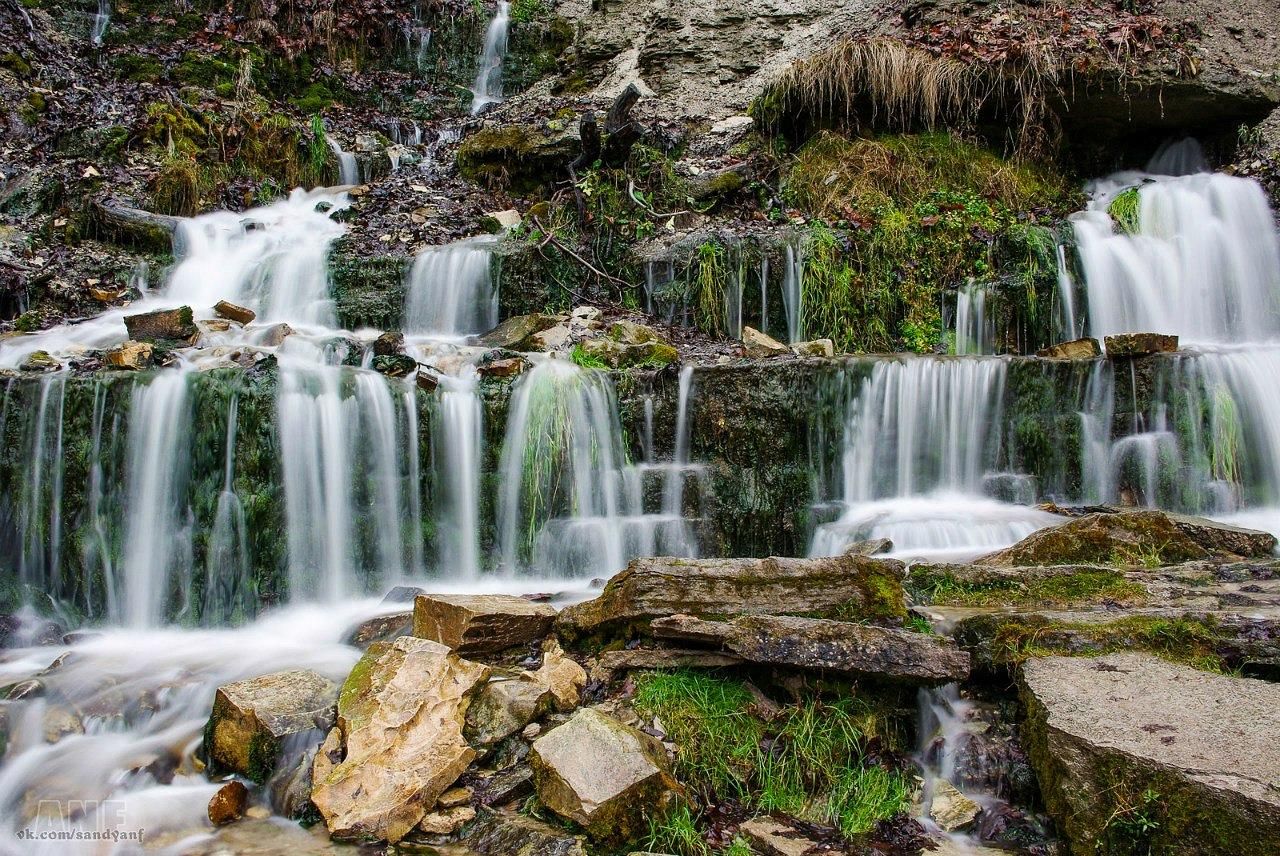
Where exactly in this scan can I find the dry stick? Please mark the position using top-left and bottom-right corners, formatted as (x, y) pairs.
(530, 215), (631, 291)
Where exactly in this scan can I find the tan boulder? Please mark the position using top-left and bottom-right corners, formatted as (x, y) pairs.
(208, 781), (249, 826)
(413, 593), (555, 655)
(525, 639), (587, 711)
(103, 341), (153, 370)
(1104, 332), (1178, 356)
(256, 322), (295, 347)
(742, 325), (789, 357)
(929, 780), (981, 831)
(310, 637), (490, 842)
(791, 338), (835, 357)
(416, 805), (476, 834)
(214, 300), (256, 324)
(1036, 337), (1101, 359)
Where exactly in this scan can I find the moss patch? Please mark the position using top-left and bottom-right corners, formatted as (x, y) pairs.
(908, 568), (1148, 608)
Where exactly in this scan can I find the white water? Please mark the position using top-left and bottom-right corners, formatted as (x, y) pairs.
(953, 282), (993, 356)
(90, 0), (110, 46)
(403, 237), (498, 337)
(326, 139), (360, 187)
(469, 1), (510, 115)
(782, 238), (804, 344)
(433, 367), (485, 578)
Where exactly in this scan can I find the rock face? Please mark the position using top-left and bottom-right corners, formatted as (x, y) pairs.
(342, 611), (412, 649)
(310, 637), (490, 842)
(214, 300), (256, 324)
(1036, 337), (1101, 360)
(1164, 511), (1277, 558)
(467, 808), (588, 856)
(412, 593), (556, 655)
(651, 613), (970, 682)
(742, 325), (790, 357)
(531, 708), (683, 845)
(123, 306), (197, 343)
(1103, 333), (1178, 357)
(557, 555), (906, 639)
(204, 669), (338, 783)
(1020, 653), (1280, 855)
(103, 340), (153, 369)
(976, 511), (1209, 566)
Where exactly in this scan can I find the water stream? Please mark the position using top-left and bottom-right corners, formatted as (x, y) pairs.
(469, 1), (510, 115)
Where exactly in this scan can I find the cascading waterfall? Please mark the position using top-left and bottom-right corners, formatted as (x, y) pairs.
(90, 0), (110, 46)
(433, 368), (484, 578)
(403, 237), (498, 336)
(204, 394), (250, 624)
(327, 138), (361, 186)
(469, 1), (510, 115)
(810, 357), (1059, 560)
(953, 281), (994, 356)
(782, 238), (804, 344)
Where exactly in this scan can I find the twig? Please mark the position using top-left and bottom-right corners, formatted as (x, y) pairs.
(532, 215), (630, 288)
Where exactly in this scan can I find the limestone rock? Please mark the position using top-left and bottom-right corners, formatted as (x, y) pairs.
(791, 338), (834, 358)
(483, 209), (522, 230)
(740, 816), (821, 856)
(1104, 333), (1178, 357)
(205, 669), (337, 783)
(124, 306), (197, 344)
(528, 324), (573, 352)
(256, 322), (295, 347)
(477, 356), (529, 378)
(1163, 511), (1277, 559)
(437, 786), (472, 808)
(1036, 337), (1101, 360)
(1020, 653), (1280, 855)
(976, 511), (1209, 567)
(531, 708), (683, 845)
(526, 639), (587, 711)
(342, 611), (412, 649)
(413, 593), (556, 655)
(208, 780), (249, 826)
(590, 648), (744, 682)
(608, 319), (661, 345)
(466, 676), (554, 747)
(416, 805), (475, 834)
(651, 613), (970, 683)
(742, 325), (789, 357)
(310, 637), (490, 842)
(929, 780), (980, 831)
(198, 319), (231, 335)
(18, 351), (60, 372)
(577, 337), (678, 368)
(466, 807), (588, 856)
(103, 340), (153, 370)
(844, 537), (893, 556)
(473, 764), (535, 807)
(557, 555), (906, 640)
(479, 313), (565, 349)
(214, 300), (256, 324)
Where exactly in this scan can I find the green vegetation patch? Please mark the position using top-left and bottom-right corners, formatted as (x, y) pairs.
(1107, 187), (1142, 235)
(909, 568), (1148, 608)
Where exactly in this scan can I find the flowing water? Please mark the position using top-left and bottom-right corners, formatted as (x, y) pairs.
(469, 1), (510, 115)
(403, 238), (498, 337)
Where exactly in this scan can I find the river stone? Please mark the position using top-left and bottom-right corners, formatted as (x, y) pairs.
(208, 780), (249, 826)
(256, 322), (295, 347)
(123, 306), (197, 344)
(929, 780), (981, 831)
(342, 611), (412, 649)
(528, 323), (573, 352)
(742, 325), (789, 357)
(103, 340), (153, 370)
(213, 300), (256, 324)
(526, 639), (587, 711)
(740, 816), (821, 856)
(1019, 653), (1280, 855)
(465, 675), (554, 747)
(205, 669), (337, 783)
(577, 337), (678, 368)
(1104, 332), (1178, 356)
(556, 554), (906, 640)
(310, 637), (490, 842)
(531, 708), (683, 845)
(413, 593), (556, 655)
(416, 804), (475, 834)
(650, 613), (970, 683)
(476, 355), (528, 378)
(479, 313), (565, 349)
(976, 511), (1209, 567)
(1036, 337), (1102, 359)
(791, 338), (834, 357)
(466, 807), (588, 855)
(473, 764), (535, 807)
(372, 330), (405, 356)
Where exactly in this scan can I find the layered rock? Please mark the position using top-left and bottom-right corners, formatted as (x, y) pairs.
(123, 306), (197, 344)
(310, 637), (490, 842)
(466, 808), (588, 856)
(412, 593), (556, 655)
(976, 511), (1209, 567)
(1020, 653), (1280, 855)
(465, 675), (554, 747)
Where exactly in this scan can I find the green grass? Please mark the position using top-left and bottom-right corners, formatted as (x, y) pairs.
(910, 568), (1148, 607)
(569, 342), (609, 370)
(987, 614), (1228, 672)
(646, 802), (710, 856)
(633, 671), (911, 839)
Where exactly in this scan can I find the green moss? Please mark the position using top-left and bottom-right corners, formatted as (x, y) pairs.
(570, 343), (609, 370)
(172, 51), (237, 87)
(113, 53), (164, 83)
(1108, 187), (1142, 235)
(291, 82), (337, 114)
(909, 568), (1148, 608)
(1, 51), (32, 77)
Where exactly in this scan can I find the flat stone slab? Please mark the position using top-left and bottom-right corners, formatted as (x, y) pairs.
(1020, 653), (1280, 855)
(651, 613), (970, 683)
(413, 593), (556, 654)
(204, 669), (337, 782)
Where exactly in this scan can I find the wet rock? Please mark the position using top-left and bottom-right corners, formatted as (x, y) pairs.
(311, 637), (489, 842)
(0, 614), (64, 647)
(740, 816), (821, 856)
(651, 613), (970, 683)
(556, 555), (906, 641)
(465, 675), (554, 747)
(382, 585), (427, 604)
(479, 313), (565, 349)
(929, 780), (981, 831)
(526, 639), (587, 711)
(844, 537), (894, 556)
(976, 511), (1209, 566)
(742, 325), (789, 357)
(791, 338), (834, 358)
(1037, 337), (1102, 359)
(416, 368), (441, 392)
(1164, 511), (1277, 559)
(19, 350), (60, 372)
(577, 337), (678, 368)
(531, 708), (683, 845)
(372, 331), (405, 356)
(372, 354), (417, 377)
(413, 593), (556, 655)
(437, 786), (472, 808)
(482, 209), (522, 231)
(477, 355), (529, 378)
(457, 124), (580, 193)
(608, 319), (662, 345)
(466, 807), (588, 855)
(265, 730), (325, 820)
(1020, 653), (1280, 855)
(342, 611), (412, 649)
(198, 319), (231, 335)
(103, 340), (153, 370)
(124, 306), (198, 344)
(205, 669), (337, 783)
(473, 764), (535, 807)
(214, 300), (256, 324)
(528, 323), (573, 352)
(590, 648), (744, 682)
(416, 804), (475, 834)
(42, 705), (83, 742)
(208, 780), (249, 826)
(1104, 333), (1178, 357)
(256, 322), (295, 347)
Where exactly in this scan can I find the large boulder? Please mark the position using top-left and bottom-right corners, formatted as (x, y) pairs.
(650, 613), (970, 683)
(214, 300), (256, 324)
(742, 326), (789, 357)
(1163, 511), (1277, 559)
(530, 708), (683, 845)
(1020, 653), (1280, 855)
(310, 637), (490, 842)
(976, 511), (1209, 567)
(413, 593), (556, 655)
(556, 555), (906, 640)
(204, 669), (337, 783)
(123, 306), (198, 344)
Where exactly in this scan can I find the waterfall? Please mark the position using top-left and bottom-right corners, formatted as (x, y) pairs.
(204, 394), (250, 623)
(496, 360), (697, 577)
(327, 138), (361, 186)
(13, 375), (68, 604)
(404, 238), (498, 337)
(469, 1), (510, 115)
(90, 0), (110, 46)
(953, 281), (993, 356)
(782, 239), (804, 344)
(810, 357), (1059, 560)
(433, 368), (484, 578)
(758, 257), (770, 336)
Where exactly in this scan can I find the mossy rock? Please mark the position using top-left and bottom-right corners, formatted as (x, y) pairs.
(457, 124), (579, 193)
